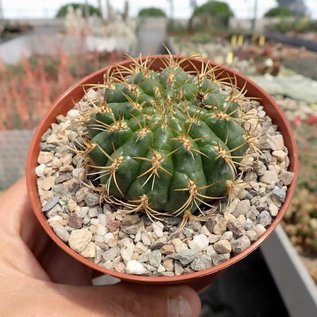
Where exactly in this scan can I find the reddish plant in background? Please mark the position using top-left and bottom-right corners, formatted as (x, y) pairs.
(0, 50), (125, 130)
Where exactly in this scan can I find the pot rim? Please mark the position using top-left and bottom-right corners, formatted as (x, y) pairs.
(26, 55), (298, 284)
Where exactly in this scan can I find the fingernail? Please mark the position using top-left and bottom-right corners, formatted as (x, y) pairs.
(167, 295), (193, 317)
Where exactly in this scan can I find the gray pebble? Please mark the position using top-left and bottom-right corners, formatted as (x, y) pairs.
(233, 199), (251, 217)
(122, 224), (140, 235)
(168, 249), (198, 266)
(55, 173), (72, 184)
(231, 236), (251, 254)
(226, 220), (245, 237)
(212, 253), (230, 265)
(121, 214), (140, 226)
(52, 224), (69, 242)
(102, 247), (119, 261)
(84, 193), (100, 207)
(271, 187), (286, 203)
(257, 210), (272, 227)
(42, 196), (60, 212)
(149, 250), (162, 268)
(190, 256), (211, 271)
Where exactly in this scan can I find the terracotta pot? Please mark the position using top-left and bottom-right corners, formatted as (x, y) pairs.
(26, 55), (298, 290)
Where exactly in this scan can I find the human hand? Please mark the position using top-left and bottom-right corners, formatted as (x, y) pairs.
(0, 178), (201, 317)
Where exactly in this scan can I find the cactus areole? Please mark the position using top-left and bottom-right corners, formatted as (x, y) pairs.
(82, 56), (251, 220)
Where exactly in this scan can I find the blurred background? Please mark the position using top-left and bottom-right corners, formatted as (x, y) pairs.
(0, 0), (317, 316)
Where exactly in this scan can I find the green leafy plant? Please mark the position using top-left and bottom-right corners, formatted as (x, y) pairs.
(56, 2), (101, 18)
(192, 1), (234, 29)
(264, 6), (293, 17)
(73, 56), (257, 224)
(138, 7), (166, 18)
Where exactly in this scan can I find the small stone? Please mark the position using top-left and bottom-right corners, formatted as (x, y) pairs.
(114, 262), (125, 273)
(68, 213), (83, 229)
(67, 199), (78, 212)
(74, 187), (88, 202)
(163, 258), (174, 271)
(157, 264), (166, 273)
(42, 176), (55, 191)
(103, 247), (119, 261)
(246, 230), (258, 242)
(221, 231), (233, 241)
(174, 261), (184, 276)
(213, 220), (227, 235)
(270, 135), (284, 151)
(38, 151), (53, 164)
(84, 193), (100, 207)
(172, 238), (184, 252)
(52, 157), (62, 168)
(214, 240), (232, 254)
(52, 224), (69, 242)
(98, 214), (107, 226)
(80, 242), (96, 258)
(271, 187), (286, 203)
(231, 236), (251, 254)
(121, 214), (140, 226)
(233, 199), (251, 217)
(96, 224), (107, 236)
(272, 150), (287, 162)
(160, 244), (175, 255)
(244, 219), (255, 230)
(227, 219), (245, 237)
(141, 233), (152, 246)
(244, 171), (257, 182)
(69, 229), (92, 252)
(104, 232), (115, 244)
(208, 234), (221, 243)
(55, 173), (71, 184)
(188, 234), (209, 252)
(134, 242), (148, 253)
(279, 171), (294, 186)
(122, 224), (140, 235)
(42, 196), (60, 212)
(190, 256), (211, 271)
(35, 164), (46, 177)
(213, 253), (230, 265)
(120, 239), (135, 263)
(138, 252), (149, 263)
(149, 250), (162, 268)
(201, 225), (211, 236)
(254, 224), (266, 237)
(186, 221), (202, 232)
(260, 170), (278, 185)
(67, 109), (80, 119)
(169, 249), (198, 266)
(150, 240), (165, 251)
(126, 260), (147, 275)
(88, 207), (99, 218)
(269, 203), (279, 217)
(253, 160), (266, 176)
(76, 207), (89, 218)
(258, 210), (272, 227)
(206, 245), (217, 257)
(237, 189), (248, 200)
(153, 221), (164, 238)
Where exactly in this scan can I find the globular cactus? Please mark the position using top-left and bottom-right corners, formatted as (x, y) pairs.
(79, 56), (253, 221)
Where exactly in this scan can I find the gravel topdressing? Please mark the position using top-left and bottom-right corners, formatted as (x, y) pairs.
(36, 87), (294, 277)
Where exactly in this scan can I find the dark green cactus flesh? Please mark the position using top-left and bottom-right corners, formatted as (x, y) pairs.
(86, 58), (249, 217)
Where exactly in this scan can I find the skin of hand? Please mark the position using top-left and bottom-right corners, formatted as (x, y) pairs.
(0, 178), (201, 317)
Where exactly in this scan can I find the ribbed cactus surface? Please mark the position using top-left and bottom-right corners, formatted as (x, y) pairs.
(86, 58), (248, 217)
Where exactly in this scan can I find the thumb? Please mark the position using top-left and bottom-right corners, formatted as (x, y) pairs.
(52, 282), (201, 317)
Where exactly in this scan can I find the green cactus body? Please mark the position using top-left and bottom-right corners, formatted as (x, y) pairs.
(86, 60), (248, 217)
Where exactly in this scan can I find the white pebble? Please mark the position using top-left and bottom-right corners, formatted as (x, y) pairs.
(69, 228), (92, 252)
(188, 234), (209, 252)
(80, 242), (96, 258)
(35, 164), (46, 177)
(126, 260), (147, 275)
(254, 224), (266, 237)
(120, 239), (135, 263)
(152, 221), (164, 238)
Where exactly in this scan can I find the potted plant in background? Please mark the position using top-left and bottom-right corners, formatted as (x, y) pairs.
(26, 54), (297, 290)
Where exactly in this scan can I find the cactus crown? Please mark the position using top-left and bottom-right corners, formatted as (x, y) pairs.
(74, 56), (256, 222)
